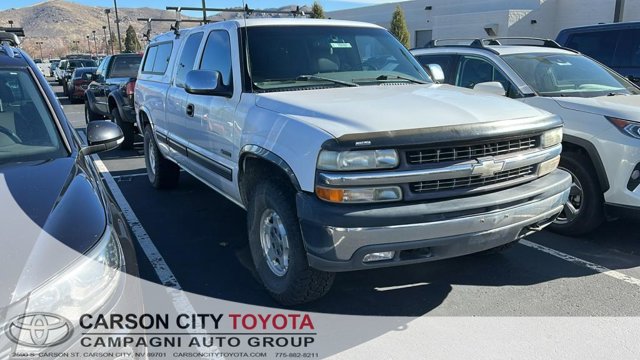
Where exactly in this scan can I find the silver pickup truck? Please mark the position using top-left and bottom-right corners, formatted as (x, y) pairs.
(135, 18), (572, 305)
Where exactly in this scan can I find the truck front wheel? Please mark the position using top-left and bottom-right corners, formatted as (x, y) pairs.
(247, 180), (334, 305)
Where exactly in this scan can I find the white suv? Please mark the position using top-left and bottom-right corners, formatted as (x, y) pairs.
(135, 21), (571, 304)
(412, 38), (640, 235)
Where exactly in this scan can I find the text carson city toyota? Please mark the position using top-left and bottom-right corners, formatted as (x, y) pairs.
(134, 18), (572, 305)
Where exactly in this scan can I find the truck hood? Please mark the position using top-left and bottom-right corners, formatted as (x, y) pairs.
(553, 94), (640, 120)
(255, 84), (550, 138)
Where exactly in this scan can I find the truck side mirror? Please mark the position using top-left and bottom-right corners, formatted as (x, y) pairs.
(184, 70), (232, 98)
(425, 64), (445, 84)
(473, 81), (506, 96)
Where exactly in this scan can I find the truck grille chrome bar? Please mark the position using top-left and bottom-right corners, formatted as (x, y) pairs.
(407, 136), (537, 165)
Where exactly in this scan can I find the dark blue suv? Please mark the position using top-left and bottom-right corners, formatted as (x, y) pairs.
(0, 31), (145, 357)
(556, 21), (640, 84)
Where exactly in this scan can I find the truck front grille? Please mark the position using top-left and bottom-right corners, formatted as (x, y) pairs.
(410, 165), (535, 193)
(406, 136), (538, 165)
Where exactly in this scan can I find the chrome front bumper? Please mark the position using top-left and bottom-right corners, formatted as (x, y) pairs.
(298, 169), (572, 271)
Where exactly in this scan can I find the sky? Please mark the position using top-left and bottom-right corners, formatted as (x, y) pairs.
(0, 0), (407, 13)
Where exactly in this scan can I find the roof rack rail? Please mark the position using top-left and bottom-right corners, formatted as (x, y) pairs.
(166, 4), (307, 23)
(423, 39), (500, 54)
(137, 18), (204, 39)
(422, 36), (579, 54)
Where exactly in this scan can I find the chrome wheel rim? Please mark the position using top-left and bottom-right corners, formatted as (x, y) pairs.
(259, 209), (290, 277)
(148, 138), (157, 175)
(556, 168), (583, 224)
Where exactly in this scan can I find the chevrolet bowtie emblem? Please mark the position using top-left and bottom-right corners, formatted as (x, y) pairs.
(471, 157), (505, 178)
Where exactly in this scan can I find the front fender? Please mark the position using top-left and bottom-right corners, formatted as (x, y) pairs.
(240, 108), (334, 192)
(85, 90), (102, 114)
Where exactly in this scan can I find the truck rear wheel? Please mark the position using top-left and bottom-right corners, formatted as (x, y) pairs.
(247, 180), (334, 305)
(549, 151), (604, 235)
(111, 108), (135, 150)
(144, 125), (180, 189)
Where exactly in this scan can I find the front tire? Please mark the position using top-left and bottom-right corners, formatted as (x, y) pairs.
(84, 100), (101, 124)
(549, 151), (604, 236)
(247, 180), (334, 305)
(111, 108), (135, 150)
(144, 125), (180, 189)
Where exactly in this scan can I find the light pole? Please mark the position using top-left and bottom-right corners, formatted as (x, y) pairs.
(102, 26), (108, 55)
(105, 9), (114, 55)
(35, 41), (43, 59)
(8, 20), (13, 28)
(86, 35), (91, 55)
(92, 30), (97, 57)
(113, 0), (123, 53)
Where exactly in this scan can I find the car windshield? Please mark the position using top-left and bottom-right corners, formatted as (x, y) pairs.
(109, 56), (142, 78)
(0, 69), (67, 164)
(246, 26), (431, 92)
(502, 53), (640, 97)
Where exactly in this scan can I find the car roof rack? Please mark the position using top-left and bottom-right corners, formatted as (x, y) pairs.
(421, 37), (579, 54)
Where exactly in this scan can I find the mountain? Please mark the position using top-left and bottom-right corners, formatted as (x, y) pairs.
(0, 0), (310, 59)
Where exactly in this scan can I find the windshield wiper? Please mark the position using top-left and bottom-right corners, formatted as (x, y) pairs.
(296, 75), (358, 87)
(373, 74), (429, 84)
(607, 92), (627, 96)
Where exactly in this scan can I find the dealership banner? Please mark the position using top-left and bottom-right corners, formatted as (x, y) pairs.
(2, 170), (640, 360)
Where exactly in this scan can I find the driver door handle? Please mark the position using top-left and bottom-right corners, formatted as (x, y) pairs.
(186, 103), (195, 117)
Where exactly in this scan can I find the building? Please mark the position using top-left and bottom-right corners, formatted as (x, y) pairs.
(328, 0), (640, 48)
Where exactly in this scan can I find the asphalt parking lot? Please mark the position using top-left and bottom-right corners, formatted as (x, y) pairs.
(53, 79), (640, 316)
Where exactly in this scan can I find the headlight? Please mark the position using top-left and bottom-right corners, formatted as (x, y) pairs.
(540, 127), (563, 148)
(25, 226), (124, 320)
(317, 149), (399, 171)
(316, 186), (402, 203)
(606, 116), (640, 139)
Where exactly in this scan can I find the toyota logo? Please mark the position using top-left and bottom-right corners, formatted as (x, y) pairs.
(5, 313), (73, 348)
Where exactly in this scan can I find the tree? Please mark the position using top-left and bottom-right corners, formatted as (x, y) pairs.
(310, 1), (325, 19)
(390, 6), (410, 48)
(124, 25), (142, 53)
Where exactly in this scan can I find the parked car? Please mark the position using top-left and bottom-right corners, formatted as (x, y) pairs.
(136, 19), (571, 305)
(411, 37), (640, 235)
(55, 59), (68, 84)
(85, 53), (142, 149)
(556, 21), (640, 84)
(66, 66), (97, 103)
(60, 58), (97, 96)
(49, 58), (60, 77)
(0, 31), (143, 355)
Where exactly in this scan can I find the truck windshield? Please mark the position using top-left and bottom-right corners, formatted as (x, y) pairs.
(0, 69), (67, 164)
(246, 25), (431, 92)
(502, 53), (640, 97)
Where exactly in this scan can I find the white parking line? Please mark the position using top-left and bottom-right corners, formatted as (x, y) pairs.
(521, 239), (640, 288)
(79, 132), (223, 359)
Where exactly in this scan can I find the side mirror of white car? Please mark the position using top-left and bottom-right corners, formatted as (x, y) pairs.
(473, 81), (506, 96)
